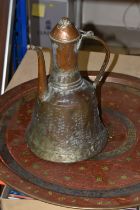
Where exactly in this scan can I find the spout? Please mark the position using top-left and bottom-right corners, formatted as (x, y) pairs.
(36, 48), (47, 101)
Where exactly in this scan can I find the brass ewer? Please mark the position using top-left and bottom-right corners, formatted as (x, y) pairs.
(26, 17), (110, 163)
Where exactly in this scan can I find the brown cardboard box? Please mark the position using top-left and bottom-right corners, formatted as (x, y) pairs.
(6, 50), (140, 91)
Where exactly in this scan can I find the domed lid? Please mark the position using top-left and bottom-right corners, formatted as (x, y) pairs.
(50, 17), (80, 43)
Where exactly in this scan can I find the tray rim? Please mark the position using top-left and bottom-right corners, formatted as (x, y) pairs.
(0, 72), (140, 210)
(4, 71), (140, 99)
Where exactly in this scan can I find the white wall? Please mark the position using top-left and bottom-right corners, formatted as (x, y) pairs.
(83, 0), (140, 29)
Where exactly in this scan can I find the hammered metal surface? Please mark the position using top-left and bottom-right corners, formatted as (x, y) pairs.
(0, 73), (140, 209)
(30, 18), (110, 163)
(28, 48), (108, 163)
(26, 78), (108, 162)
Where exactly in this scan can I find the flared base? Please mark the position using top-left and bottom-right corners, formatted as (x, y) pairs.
(26, 128), (108, 163)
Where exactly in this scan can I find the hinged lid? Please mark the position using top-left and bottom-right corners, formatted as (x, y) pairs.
(50, 17), (80, 43)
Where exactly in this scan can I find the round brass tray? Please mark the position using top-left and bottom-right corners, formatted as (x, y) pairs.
(0, 72), (140, 209)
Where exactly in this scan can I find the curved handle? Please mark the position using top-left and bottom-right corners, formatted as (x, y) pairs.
(78, 31), (110, 87)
